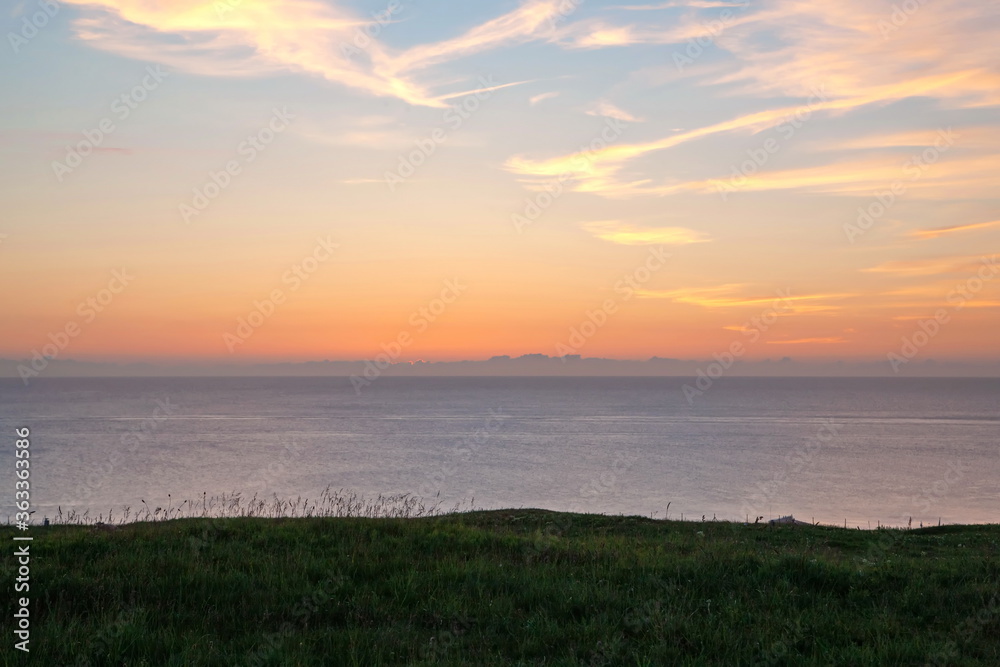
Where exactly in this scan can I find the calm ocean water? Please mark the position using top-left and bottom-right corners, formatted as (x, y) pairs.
(1, 376), (997, 526)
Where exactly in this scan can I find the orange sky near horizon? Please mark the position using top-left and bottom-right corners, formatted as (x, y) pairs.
(1, 0), (998, 367)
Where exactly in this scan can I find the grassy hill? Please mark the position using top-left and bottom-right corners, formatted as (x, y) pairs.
(3, 510), (999, 665)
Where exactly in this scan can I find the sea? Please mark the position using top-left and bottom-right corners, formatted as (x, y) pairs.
(1, 376), (996, 526)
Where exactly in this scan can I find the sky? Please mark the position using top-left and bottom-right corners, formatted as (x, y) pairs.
(1, 0), (998, 370)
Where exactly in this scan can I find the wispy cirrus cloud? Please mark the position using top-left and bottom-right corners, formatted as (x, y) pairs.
(765, 336), (847, 345)
(863, 255), (994, 277)
(582, 220), (707, 245)
(823, 127), (1000, 151)
(529, 91), (560, 106)
(61, 0), (571, 107)
(556, 18), (746, 48)
(614, 1), (749, 10)
(585, 100), (643, 122)
(909, 220), (1000, 240)
(383, 0), (567, 75)
(510, 0), (1000, 198)
(636, 284), (848, 311)
(653, 152), (998, 200)
(505, 93), (863, 197)
(507, 91), (999, 199)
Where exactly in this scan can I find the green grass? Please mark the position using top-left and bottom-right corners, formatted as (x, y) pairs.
(2, 511), (999, 665)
